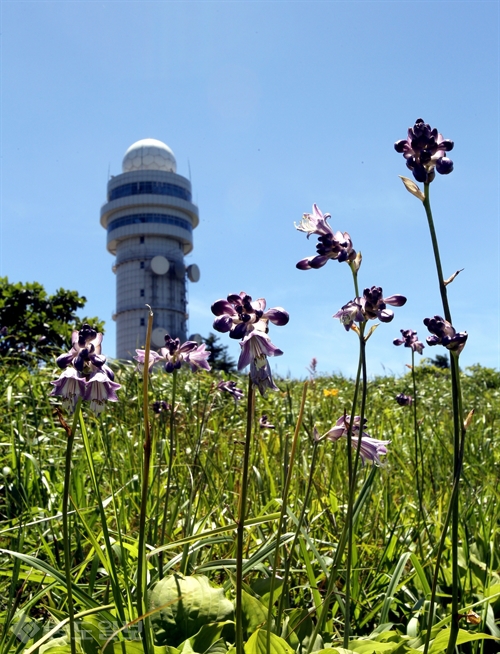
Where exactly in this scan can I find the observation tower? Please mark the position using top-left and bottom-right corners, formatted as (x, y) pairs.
(100, 138), (200, 360)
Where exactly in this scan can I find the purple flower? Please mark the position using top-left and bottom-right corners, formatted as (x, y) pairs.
(259, 414), (275, 429)
(51, 324), (120, 414)
(84, 371), (121, 415)
(295, 204), (356, 270)
(334, 287), (406, 330)
(212, 292), (288, 396)
(50, 367), (86, 413)
(393, 329), (425, 354)
(423, 316), (468, 355)
(217, 380), (244, 401)
(325, 415), (390, 466)
(395, 393), (413, 407)
(152, 400), (171, 414)
(395, 118), (454, 184)
(135, 334), (211, 374)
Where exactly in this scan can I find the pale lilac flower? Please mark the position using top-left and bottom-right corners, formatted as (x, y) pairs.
(84, 371), (121, 415)
(259, 414), (275, 429)
(51, 324), (120, 414)
(393, 329), (425, 354)
(325, 415), (390, 466)
(212, 291), (287, 396)
(423, 316), (468, 355)
(50, 367), (86, 413)
(217, 380), (244, 401)
(135, 334), (211, 374)
(334, 287), (406, 330)
(395, 393), (413, 407)
(395, 118), (454, 184)
(295, 204), (356, 270)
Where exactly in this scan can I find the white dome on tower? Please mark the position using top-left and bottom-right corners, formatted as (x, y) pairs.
(122, 138), (177, 173)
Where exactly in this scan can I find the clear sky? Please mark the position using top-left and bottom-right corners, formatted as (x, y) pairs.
(1, 1), (498, 379)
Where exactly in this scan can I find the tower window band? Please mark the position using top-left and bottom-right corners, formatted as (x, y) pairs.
(108, 181), (192, 203)
(108, 213), (192, 234)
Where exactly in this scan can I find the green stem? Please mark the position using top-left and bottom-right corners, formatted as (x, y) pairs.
(235, 376), (255, 654)
(62, 398), (82, 654)
(137, 307), (154, 654)
(266, 382), (308, 648)
(422, 184), (465, 654)
(159, 367), (178, 578)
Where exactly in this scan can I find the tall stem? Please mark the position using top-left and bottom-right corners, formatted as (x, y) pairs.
(61, 398), (82, 654)
(266, 382), (308, 649)
(159, 367), (178, 578)
(235, 376), (255, 654)
(422, 184), (464, 654)
(137, 307), (154, 654)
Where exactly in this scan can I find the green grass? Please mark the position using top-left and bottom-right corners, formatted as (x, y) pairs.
(0, 358), (499, 653)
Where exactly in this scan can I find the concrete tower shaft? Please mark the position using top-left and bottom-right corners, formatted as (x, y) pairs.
(100, 139), (200, 360)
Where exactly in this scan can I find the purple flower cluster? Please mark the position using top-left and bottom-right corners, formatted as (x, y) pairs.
(423, 316), (468, 355)
(395, 393), (413, 407)
(295, 204), (356, 270)
(135, 334), (211, 374)
(211, 292), (289, 396)
(334, 286), (407, 331)
(217, 380), (244, 401)
(395, 118), (454, 184)
(325, 415), (390, 466)
(393, 329), (425, 354)
(51, 324), (120, 414)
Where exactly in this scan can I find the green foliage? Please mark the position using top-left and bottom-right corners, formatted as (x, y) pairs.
(149, 574), (234, 646)
(0, 277), (104, 361)
(203, 333), (236, 373)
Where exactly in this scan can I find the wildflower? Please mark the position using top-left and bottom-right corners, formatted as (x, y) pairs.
(323, 388), (339, 397)
(51, 324), (120, 414)
(152, 400), (171, 414)
(325, 415), (390, 465)
(423, 315), (468, 355)
(217, 380), (244, 401)
(259, 414), (275, 429)
(393, 329), (425, 354)
(333, 287), (406, 330)
(211, 292), (288, 396)
(395, 393), (413, 406)
(135, 334), (211, 374)
(395, 118), (454, 184)
(295, 204), (356, 270)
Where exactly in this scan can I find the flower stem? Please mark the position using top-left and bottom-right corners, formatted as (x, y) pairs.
(266, 382), (308, 649)
(235, 376), (255, 654)
(422, 184), (465, 654)
(61, 398), (82, 654)
(159, 367), (178, 578)
(136, 306), (154, 654)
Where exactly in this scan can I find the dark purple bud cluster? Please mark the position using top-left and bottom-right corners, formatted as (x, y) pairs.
(395, 393), (413, 407)
(152, 400), (171, 414)
(259, 414), (275, 429)
(423, 316), (468, 355)
(393, 329), (425, 354)
(395, 118), (454, 184)
(295, 204), (356, 270)
(334, 287), (407, 331)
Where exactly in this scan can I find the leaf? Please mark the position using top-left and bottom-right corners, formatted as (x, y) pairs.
(149, 573), (234, 647)
(428, 628), (497, 653)
(244, 629), (294, 654)
(398, 176), (425, 201)
(241, 590), (268, 635)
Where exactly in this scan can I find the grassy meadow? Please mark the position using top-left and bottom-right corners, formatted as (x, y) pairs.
(1, 357), (499, 653)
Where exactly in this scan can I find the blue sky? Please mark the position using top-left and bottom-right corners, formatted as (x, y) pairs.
(1, 1), (498, 378)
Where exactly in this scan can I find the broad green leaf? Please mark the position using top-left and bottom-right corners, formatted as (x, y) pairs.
(244, 629), (294, 654)
(149, 573), (234, 647)
(241, 590), (268, 635)
(428, 628), (497, 653)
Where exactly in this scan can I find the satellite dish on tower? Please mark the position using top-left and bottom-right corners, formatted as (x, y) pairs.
(187, 264), (200, 283)
(151, 256), (169, 275)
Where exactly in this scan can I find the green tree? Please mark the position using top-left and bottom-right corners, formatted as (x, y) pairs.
(203, 332), (236, 373)
(0, 277), (104, 361)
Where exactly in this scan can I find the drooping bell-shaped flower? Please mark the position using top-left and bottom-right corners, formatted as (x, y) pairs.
(325, 415), (390, 466)
(423, 316), (468, 355)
